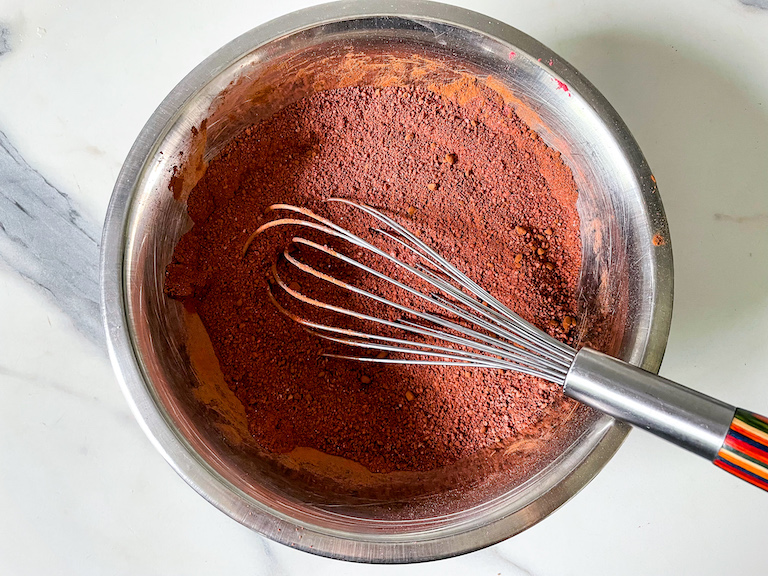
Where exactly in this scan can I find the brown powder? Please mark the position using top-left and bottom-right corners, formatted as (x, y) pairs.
(165, 84), (582, 473)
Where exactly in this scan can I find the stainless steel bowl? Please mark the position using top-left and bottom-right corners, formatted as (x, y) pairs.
(100, 0), (673, 563)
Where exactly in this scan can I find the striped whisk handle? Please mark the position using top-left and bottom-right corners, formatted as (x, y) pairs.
(714, 409), (768, 492)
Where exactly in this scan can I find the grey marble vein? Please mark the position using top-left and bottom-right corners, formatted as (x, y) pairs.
(0, 26), (10, 58)
(254, 536), (290, 576)
(0, 130), (103, 345)
(739, 0), (768, 9)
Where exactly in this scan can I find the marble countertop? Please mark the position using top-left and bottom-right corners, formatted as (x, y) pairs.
(2, 0), (767, 574)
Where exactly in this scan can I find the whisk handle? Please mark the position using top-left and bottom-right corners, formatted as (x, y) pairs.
(714, 409), (768, 491)
(564, 348), (734, 459)
(564, 348), (768, 491)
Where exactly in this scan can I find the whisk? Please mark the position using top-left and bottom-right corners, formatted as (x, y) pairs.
(254, 198), (768, 492)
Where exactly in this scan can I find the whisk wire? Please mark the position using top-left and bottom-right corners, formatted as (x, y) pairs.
(363, 227), (556, 355)
(275, 249), (567, 376)
(284, 237), (567, 372)
(256, 199), (577, 383)
(267, 284), (535, 370)
(328, 199), (575, 361)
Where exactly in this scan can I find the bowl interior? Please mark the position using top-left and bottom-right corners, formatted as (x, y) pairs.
(115, 9), (670, 561)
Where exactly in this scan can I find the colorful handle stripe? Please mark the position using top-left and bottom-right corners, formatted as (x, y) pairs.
(714, 409), (768, 491)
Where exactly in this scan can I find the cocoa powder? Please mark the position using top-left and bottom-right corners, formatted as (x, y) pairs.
(165, 84), (582, 473)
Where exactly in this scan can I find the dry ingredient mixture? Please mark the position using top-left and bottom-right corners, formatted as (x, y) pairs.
(165, 84), (582, 473)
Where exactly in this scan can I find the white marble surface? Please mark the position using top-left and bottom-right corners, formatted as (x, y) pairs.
(1, 0), (767, 573)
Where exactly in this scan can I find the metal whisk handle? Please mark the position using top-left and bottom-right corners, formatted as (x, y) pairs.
(565, 348), (768, 490)
(256, 200), (768, 492)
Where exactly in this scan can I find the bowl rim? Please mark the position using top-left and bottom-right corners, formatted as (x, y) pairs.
(100, 0), (673, 563)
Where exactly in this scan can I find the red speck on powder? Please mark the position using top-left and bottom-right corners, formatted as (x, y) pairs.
(509, 50), (516, 59)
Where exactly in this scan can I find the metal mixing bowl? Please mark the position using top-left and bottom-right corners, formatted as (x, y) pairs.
(100, 0), (673, 563)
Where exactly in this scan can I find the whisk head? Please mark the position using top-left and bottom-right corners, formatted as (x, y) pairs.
(251, 198), (576, 385)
